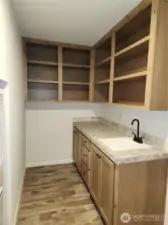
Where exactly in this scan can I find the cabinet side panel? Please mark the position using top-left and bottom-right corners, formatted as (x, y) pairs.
(150, 0), (168, 110)
(114, 160), (167, 225)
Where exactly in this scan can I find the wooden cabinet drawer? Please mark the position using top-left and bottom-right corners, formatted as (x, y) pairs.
(81, 160), (90, 187)
(82, 135), (91, 150)
(82, 144), (90, 169)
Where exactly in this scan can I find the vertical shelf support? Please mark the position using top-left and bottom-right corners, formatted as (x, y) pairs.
(89, 50), (95, 102)
(58, 46), (63, 101)
(109, 33), (116, 103)
(144, 0), (159, 109)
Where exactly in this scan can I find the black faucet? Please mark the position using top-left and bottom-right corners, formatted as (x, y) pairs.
(131, 119), (143, 144)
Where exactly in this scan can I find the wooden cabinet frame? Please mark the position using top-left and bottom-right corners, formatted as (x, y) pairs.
(24, 0), (168, 110)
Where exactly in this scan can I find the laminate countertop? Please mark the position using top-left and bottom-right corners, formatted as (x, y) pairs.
(74, 121), (168, 164)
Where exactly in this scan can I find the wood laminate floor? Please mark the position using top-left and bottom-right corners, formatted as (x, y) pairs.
(17, 163), (103, 225)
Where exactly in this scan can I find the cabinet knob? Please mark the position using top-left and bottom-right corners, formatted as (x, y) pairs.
(96, 154), (101, 159)
(83, 154), (87, 157)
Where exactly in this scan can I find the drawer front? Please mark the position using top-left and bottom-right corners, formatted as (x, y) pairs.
(82, 144), (90, 169)
(82, 135), (91, 150)
(81, 160), (90, 187)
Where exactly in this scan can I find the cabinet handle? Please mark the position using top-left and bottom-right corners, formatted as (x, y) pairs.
(96, 154), (101, 159)
(83, 154), (87, 157)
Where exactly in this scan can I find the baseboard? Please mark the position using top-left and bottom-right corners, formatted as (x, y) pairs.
(13, 168), (25, 225)
(26, 158), (74, 168)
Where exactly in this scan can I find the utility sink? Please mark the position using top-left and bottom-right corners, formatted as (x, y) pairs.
(99, 137), (152, 151)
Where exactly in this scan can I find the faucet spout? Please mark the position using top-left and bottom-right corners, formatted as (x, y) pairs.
(131, 119), (143, 144)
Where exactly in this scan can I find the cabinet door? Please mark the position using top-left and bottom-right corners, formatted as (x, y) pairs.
(100, 156), (114, 225)
(90, 144), (101, 204)
(76, 132), (82, 172)
(73, 128), (78, 164)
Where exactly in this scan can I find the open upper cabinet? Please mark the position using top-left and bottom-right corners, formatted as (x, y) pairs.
(93, 0), (168, 110)
(24, 0), (168, 110)
(25, 41), (91, 102)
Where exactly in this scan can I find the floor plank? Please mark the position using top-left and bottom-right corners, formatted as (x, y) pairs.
(17, 164), (103, 225)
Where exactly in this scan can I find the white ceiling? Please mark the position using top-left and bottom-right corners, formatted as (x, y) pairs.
(13, 0), (141, 46)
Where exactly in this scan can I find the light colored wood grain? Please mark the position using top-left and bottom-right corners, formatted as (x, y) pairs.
(147, 0), (168, 110)
(28, 79), (58, 84)
(63, 82), (89, 86)
(17, 164), (103, 225)
(81, 160), (90, 188)
(73, 128), (78, 164)
(89, 50), (95, 102)
(24, 37), (91, 50)
(113, 159), (167, 225)
(77, 131), (82, 173)
(90, 144), (102, 205)
(82, 144), (91, 170)
(63, 63), (90, 69)
(58, 46), (63, 101)
(109, 33), (115, 103)
(113, 70), (147, 82)
(94, 79), (110, 85)
(99, 155), (114, 225)
(28, 60), (58, 66)
(95, 56), (111, 67)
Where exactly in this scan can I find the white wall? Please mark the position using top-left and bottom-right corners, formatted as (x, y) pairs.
(26, 102), (100, 167)
(100, 105), (168, 140)
(0, 0), (26, 225)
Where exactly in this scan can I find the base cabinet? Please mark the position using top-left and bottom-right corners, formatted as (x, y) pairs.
(90, 144), (101, 204)
(99, 155), (114, 224)
(73, 126), (167, 225)
(73, 128), (78, 164)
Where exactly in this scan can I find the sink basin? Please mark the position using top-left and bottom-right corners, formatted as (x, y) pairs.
(99, 137), (151, 151)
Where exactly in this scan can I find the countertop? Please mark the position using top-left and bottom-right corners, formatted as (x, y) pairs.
(74, 121), (168, 164)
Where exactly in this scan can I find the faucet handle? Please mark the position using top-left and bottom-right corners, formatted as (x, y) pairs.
(132, 132), (137, 141)
(139, 136), (143, 143)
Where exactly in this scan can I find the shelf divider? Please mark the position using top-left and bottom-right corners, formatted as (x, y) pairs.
(113, 70), (147, 82)
(28, 79), (58, 84)
(95, 56), (111, 67)
(63, 82), (89, 85)
(115, 35), (150, 58)
(58, 46), (63, 101)
(28, 60), (58, 66)
(62, 63), (90, 69)
(94, 79), (110, 85)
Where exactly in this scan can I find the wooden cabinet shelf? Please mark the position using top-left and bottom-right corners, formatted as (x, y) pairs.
(113, 71), (147, 82)
(113, 76), (146, 105)
(27, 60), (58, 66)
(94, 79), (110, 85)
(63, 63), (90, 69)
(95, 37), (111, 64)
(115, 35), (150, 58)
(115, 5), (151, 52)
(95, 56), (111, 67)
(25, 0), (168, 109)
(114, 40), (148, 78)
(28, 79), (58, 84)
(63, 82), (89, 85)
(26, 42), (91, 102)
